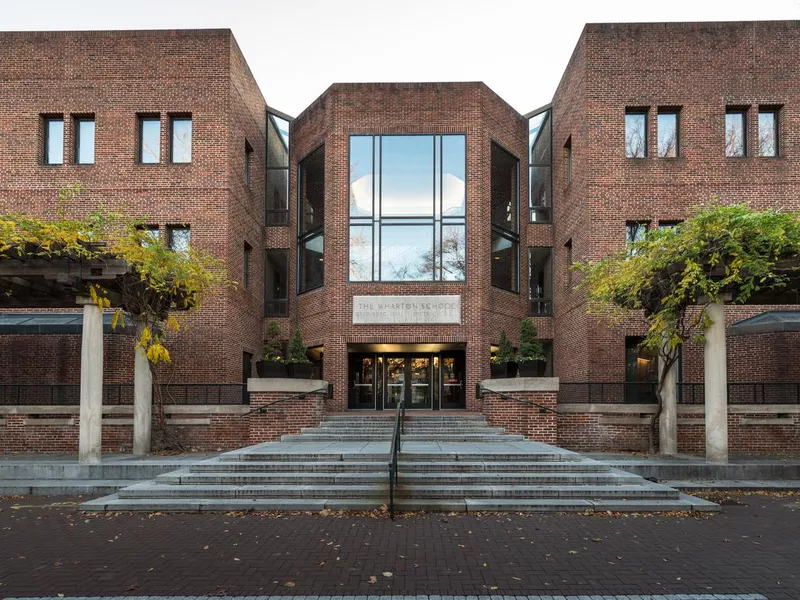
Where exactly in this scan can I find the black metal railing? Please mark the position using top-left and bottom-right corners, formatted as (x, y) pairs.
(678, 382), (800, 405)
(0, 383), (135, 406)
(388, 398), (405, 520)
(158, 383), (248, 405)
(478, 384), (563, 414)
(528, 297), (553, 317)
(241, 385), (330, 417)
(558, 382), (658, 405)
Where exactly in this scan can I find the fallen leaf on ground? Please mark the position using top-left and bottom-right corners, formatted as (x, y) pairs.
(383, 571), (393, 577)
(368, 576), (378, 584)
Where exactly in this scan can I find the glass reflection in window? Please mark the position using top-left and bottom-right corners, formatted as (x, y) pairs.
(380, 225), (434, 281)
(171, 117), (192, 163)
(625, 111), (647, 158)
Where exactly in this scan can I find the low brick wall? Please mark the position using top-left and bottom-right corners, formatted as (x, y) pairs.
(480, 378), (559, 444)
(247, 379), (329, 444)
(558, 404), (800, 454)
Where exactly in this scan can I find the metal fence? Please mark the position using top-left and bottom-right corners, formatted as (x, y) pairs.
(558, 381), (800, 405)
(0, 382), (247, 406)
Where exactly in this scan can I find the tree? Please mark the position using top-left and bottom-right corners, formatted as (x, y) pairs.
(575, 203), (800, 453)
(493, 331), (515, 364)
(1, 185), (228, 449)
(288, 330), (311, 364)
(517, 320), (545, 363)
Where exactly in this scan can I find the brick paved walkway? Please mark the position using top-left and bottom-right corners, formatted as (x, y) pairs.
(1, 495), (798, 599)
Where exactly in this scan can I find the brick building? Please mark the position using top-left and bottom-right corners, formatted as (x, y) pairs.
(2, 22), (800, 454)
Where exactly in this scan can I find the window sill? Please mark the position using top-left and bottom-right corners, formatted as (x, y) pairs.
(491, 286), (520, 296)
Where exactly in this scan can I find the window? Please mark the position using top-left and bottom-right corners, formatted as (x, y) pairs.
(625, 109), (647, 158)
(170, 115), (192, 163)
(245, 140), (253, 186)
(136, 225), (160, 247)
(725, 108), (747, 157)
(298, 145), (324, 293)
(658, 220), (682, 229)
(565, 238), (573, 289)
(167, 225), (190, 253)
(264, 249), (288, 316)
(529, 247), (553, 316)
(758, 107), (779, 157)
(657, 110), (679, 158)
(626, 221), (650, 255)
(43, 117), (64, 165)
(348, 134), (466, 282)
(565, 136), (572, 184)
(74, 117), (95, 164)
(491, 142), (519, 293)
(138, 115), (160, 163)
(625, 337), (658, 404)
(266, 112), (290, 225)
(243, 242), (252, 289)
(528, 109), (552, 222)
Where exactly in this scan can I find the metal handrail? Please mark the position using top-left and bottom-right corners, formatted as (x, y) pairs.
(388, 398), (405, 520)
(478, 384), (563, 415)
(241, 386), (329, 417)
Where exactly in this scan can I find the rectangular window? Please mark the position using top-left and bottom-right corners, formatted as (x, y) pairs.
(298, 145), (325, 293)
(625, 336), (658, 404)
(657, 110), (679, 158)
(626, 221), (650, 255)
(74, 117), (95, 164)
(43, 117), (64, 165)
(138, 116), (160, 163)
(136, 225), (160, 247)
(264, 249), (288, 317)
(529, 247), (553, 316)
(167, 225), (190, 253)
(170, 115), (192, 163)
(625, 109), (647, 158)
(565, 136), (572, 184)
(348, 134), (466, 282)
(658, 220), (682, 229)
(491, 142), (520, 293)
(243, 242), (252, 289)
(266, 112), (290, 226)
(245, 140), (253, 186)
(725, 108), (747, 157)
(758, 108), (779, 157)
(565, 238), (573, 289)
(528, 109), (552, 222)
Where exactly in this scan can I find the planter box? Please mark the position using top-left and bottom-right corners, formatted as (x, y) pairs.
(286, 362), (313, 379)
(518, 360), (546, 377)
(256, 360), (286, 378)
(490, 362), (518, 379)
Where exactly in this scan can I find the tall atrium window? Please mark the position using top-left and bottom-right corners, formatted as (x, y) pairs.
(758, 107), (779, 157)
(625, 109), (647, 158)
(298, 145), (325, 293)
(266, 112), (290, 225)
(170, 115), (192, 163)
(138, 115), (160, 163)
(491, 142), (519, 293)
(725, 108), (747, 157)
(43, 116), (64, 165)
(74, 116), (95, 164)
(657, 110), (679, 158)
(265, 249), (288, 316)
(529, 247), (553, 316)
(528, 109), (552, 222)
(348, 134), (466, 282)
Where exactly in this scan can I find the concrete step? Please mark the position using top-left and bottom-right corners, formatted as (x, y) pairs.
(191, 460), (612, 473)
(322, 414), (486, 421)
(398, 451), (581, 462)
(231, 452), (388, 462)
(158, 471), (639, 486)
(301, 427), (505, 435)
(117, 481), (678, 500)
(279, 433), (523, 442)
(0, 479), (132, 496)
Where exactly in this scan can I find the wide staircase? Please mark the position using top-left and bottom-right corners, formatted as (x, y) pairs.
(82, 414), (718, 513)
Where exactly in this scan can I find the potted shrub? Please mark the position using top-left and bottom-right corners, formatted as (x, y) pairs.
(490, 331), (518, 378)
(256, 321), (286, 377)
(516, 319), (546, 377)
(286, 330), (313, 379)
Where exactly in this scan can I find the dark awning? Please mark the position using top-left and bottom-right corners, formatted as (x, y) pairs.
(728, 310), (800, 336)
(0, 312), (135, 335)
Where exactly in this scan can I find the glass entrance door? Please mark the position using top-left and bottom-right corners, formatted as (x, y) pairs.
(348, 354), (376, 409)
(384, 356), (432, 410)
(440, 352), (466, 409)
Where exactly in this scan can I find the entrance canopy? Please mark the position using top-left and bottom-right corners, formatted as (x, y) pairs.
(728, 310), (800, 336)
(348, 342), (465, 353)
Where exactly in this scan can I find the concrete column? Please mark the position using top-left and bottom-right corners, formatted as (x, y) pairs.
(133, 323), (152, 456)
(78, 298), (104, 464)
(658, 339), (678, 456)
(704, 300), (729, 463)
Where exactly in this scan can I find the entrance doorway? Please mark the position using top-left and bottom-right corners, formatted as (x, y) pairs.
(347, 346), (466, 410)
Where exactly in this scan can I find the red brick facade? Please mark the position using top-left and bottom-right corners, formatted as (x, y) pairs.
(482, 391), (558, 445)
(248, 392), (325, 443)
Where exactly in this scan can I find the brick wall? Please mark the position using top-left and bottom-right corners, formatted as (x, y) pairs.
(248, 391), (325, 443)
(482, 391), (557, 444)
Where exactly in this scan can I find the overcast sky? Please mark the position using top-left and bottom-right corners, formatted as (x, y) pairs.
(4, 0), (800, 117)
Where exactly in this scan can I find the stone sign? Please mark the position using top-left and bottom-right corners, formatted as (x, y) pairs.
(352, 295), (461, 325)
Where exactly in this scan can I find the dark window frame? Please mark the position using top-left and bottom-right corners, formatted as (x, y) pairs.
(42, 115), (64, 165)
(167, 224), (191, 253)
(656, 108), (680, 159)
(264, 248), (289, 317)
(297, 144), (325, 294)
(625, 108), (648, 159)
(757, 105), (780, 158)
(565, 136), (572, 185)
(725, 107), (748, 158)
(565, 238), (574, 289)
(243, 242), (252, 289)
(169, 114), (193, 164)
(73, 115), (96, 165)
(137, 114), (161, 164)
(491, 141), (520, 294)
(266, 112), (290, 226)
(245, 139), (253, 187)
(528, 108), (552, 223)
(528, 246), (553, 316)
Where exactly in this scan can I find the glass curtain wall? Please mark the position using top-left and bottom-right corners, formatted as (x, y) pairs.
(298, 145), (325, 293)
(267, 113), (290, 225)
(528, 109), (552, 222)
(348, 134), (466, 282)
(491, 143), (519, 292)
